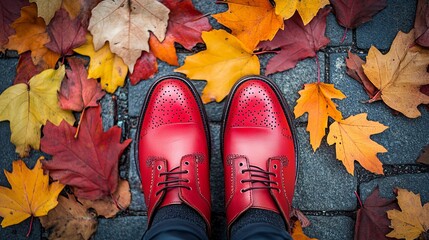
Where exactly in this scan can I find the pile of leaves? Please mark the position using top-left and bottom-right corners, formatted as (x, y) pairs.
(0, 0), (428, 239)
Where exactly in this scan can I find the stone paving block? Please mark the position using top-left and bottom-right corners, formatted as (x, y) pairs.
(128, 129), (147, 212)
(100, 94), (116, 131)
(330, 53), (429, 165)
(356, 0), (416, 50)
(293, 127), (358, 211)
(209, 123), (225, 213)
(0, 58), (17, 92)
(268, 52), (326, 123)
(326, 13), (353, 46)
(0, 218), (42, 240)
(360, 173), (429, 203)
(95, 216), (147, 240)
(304, 215), (355, 240)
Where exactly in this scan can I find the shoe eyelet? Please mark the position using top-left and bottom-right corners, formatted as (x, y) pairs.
(240, 189), (245, 193)
(185, 170), (189, 174)
(239, 162), (243, 167)
(184, 161), (189, 165)
(157, 165), (162, 170)
(273, 164), (277, 169)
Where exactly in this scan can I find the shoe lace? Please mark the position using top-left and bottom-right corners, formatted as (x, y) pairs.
(241, 165), (279, 192)
(156, 166), (190, 196)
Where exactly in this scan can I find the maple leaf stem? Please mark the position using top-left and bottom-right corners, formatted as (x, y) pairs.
(26, 215), (34, 237)
(368, 91), (382, 103)
(315, 54), (321, 83)
(340, 27), (348, 44)
(74, 108), (86, 138)
(354, 191), (363, 208)
(111, 193), (123, 210)
(254, 49), (279, 55)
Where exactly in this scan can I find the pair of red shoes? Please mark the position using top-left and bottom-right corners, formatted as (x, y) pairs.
(136, 76), (297, 234)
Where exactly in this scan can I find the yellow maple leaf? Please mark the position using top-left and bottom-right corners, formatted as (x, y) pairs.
(0, 157), (64, 228)
(294, 82), (346, 151)
(0, 65), (75, 157)
(327, 113), (387, 175)
(74, 34), (128, 93)
(275, 0), (330, 25)
(362, 30), (429, 118)
(29, 0), (62, 24)
(292, 221), (318, 240)
(5, 3), (60, 68)
(387, 188), (429, 240)
(213, 0), (284, 50)
(88, 0), (170, 73)
(175, 29), (260, 103)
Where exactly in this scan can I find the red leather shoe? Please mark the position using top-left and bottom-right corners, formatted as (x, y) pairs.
(222, 76), (297, 232)
(136, 76), (211, 229)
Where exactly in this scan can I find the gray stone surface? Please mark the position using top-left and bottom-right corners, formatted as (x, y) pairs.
(326, 13), (353, 46)
(128, 129), (147, 212)
(304, 216), (355, 240)
(293, 127), (358, 211)
(360, 173), (429, 202)
(94, 216), (147, 240)
(330, 53), (429, 165)
(269, 52), (326, 123)
(0, 218), (42, 240)
(0, 58), (17, 92)
(356, 0), (416, 50)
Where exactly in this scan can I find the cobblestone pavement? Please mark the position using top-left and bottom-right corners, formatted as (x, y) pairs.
(1, 0), (429, 239)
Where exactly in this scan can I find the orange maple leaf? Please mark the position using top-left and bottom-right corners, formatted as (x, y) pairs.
(327, 113), (388, 175)
(0, 157), (64, 227)
(386, 188), (429, 240)
(5, 3), (59, 68)
(213, 0), (284, 50)
(292, 221), (318, 240)
(294, 82), (346, 151)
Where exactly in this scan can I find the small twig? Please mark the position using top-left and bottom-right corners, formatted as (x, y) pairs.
(26, 215), (34, 237)
(74, 107), (86, 138)
(340, 27), (348, 44)
(315, 54), (321, 83)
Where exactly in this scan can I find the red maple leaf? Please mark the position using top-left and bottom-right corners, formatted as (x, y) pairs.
(0, 0), (29, 51)
(345, 51), (379, 100)
(41, 106), (132, 200)
(129, 51), (158, 85)
(330, 0), (387, 29)
(149, 0), (212, 66)
(14, 51), (48, 85)
(354, 187), (399, 240)
(59, 57), (105, 111)
(415, 0), (429, 48)
(45, 8), (87, 56)
(258, 7), (330, 75)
